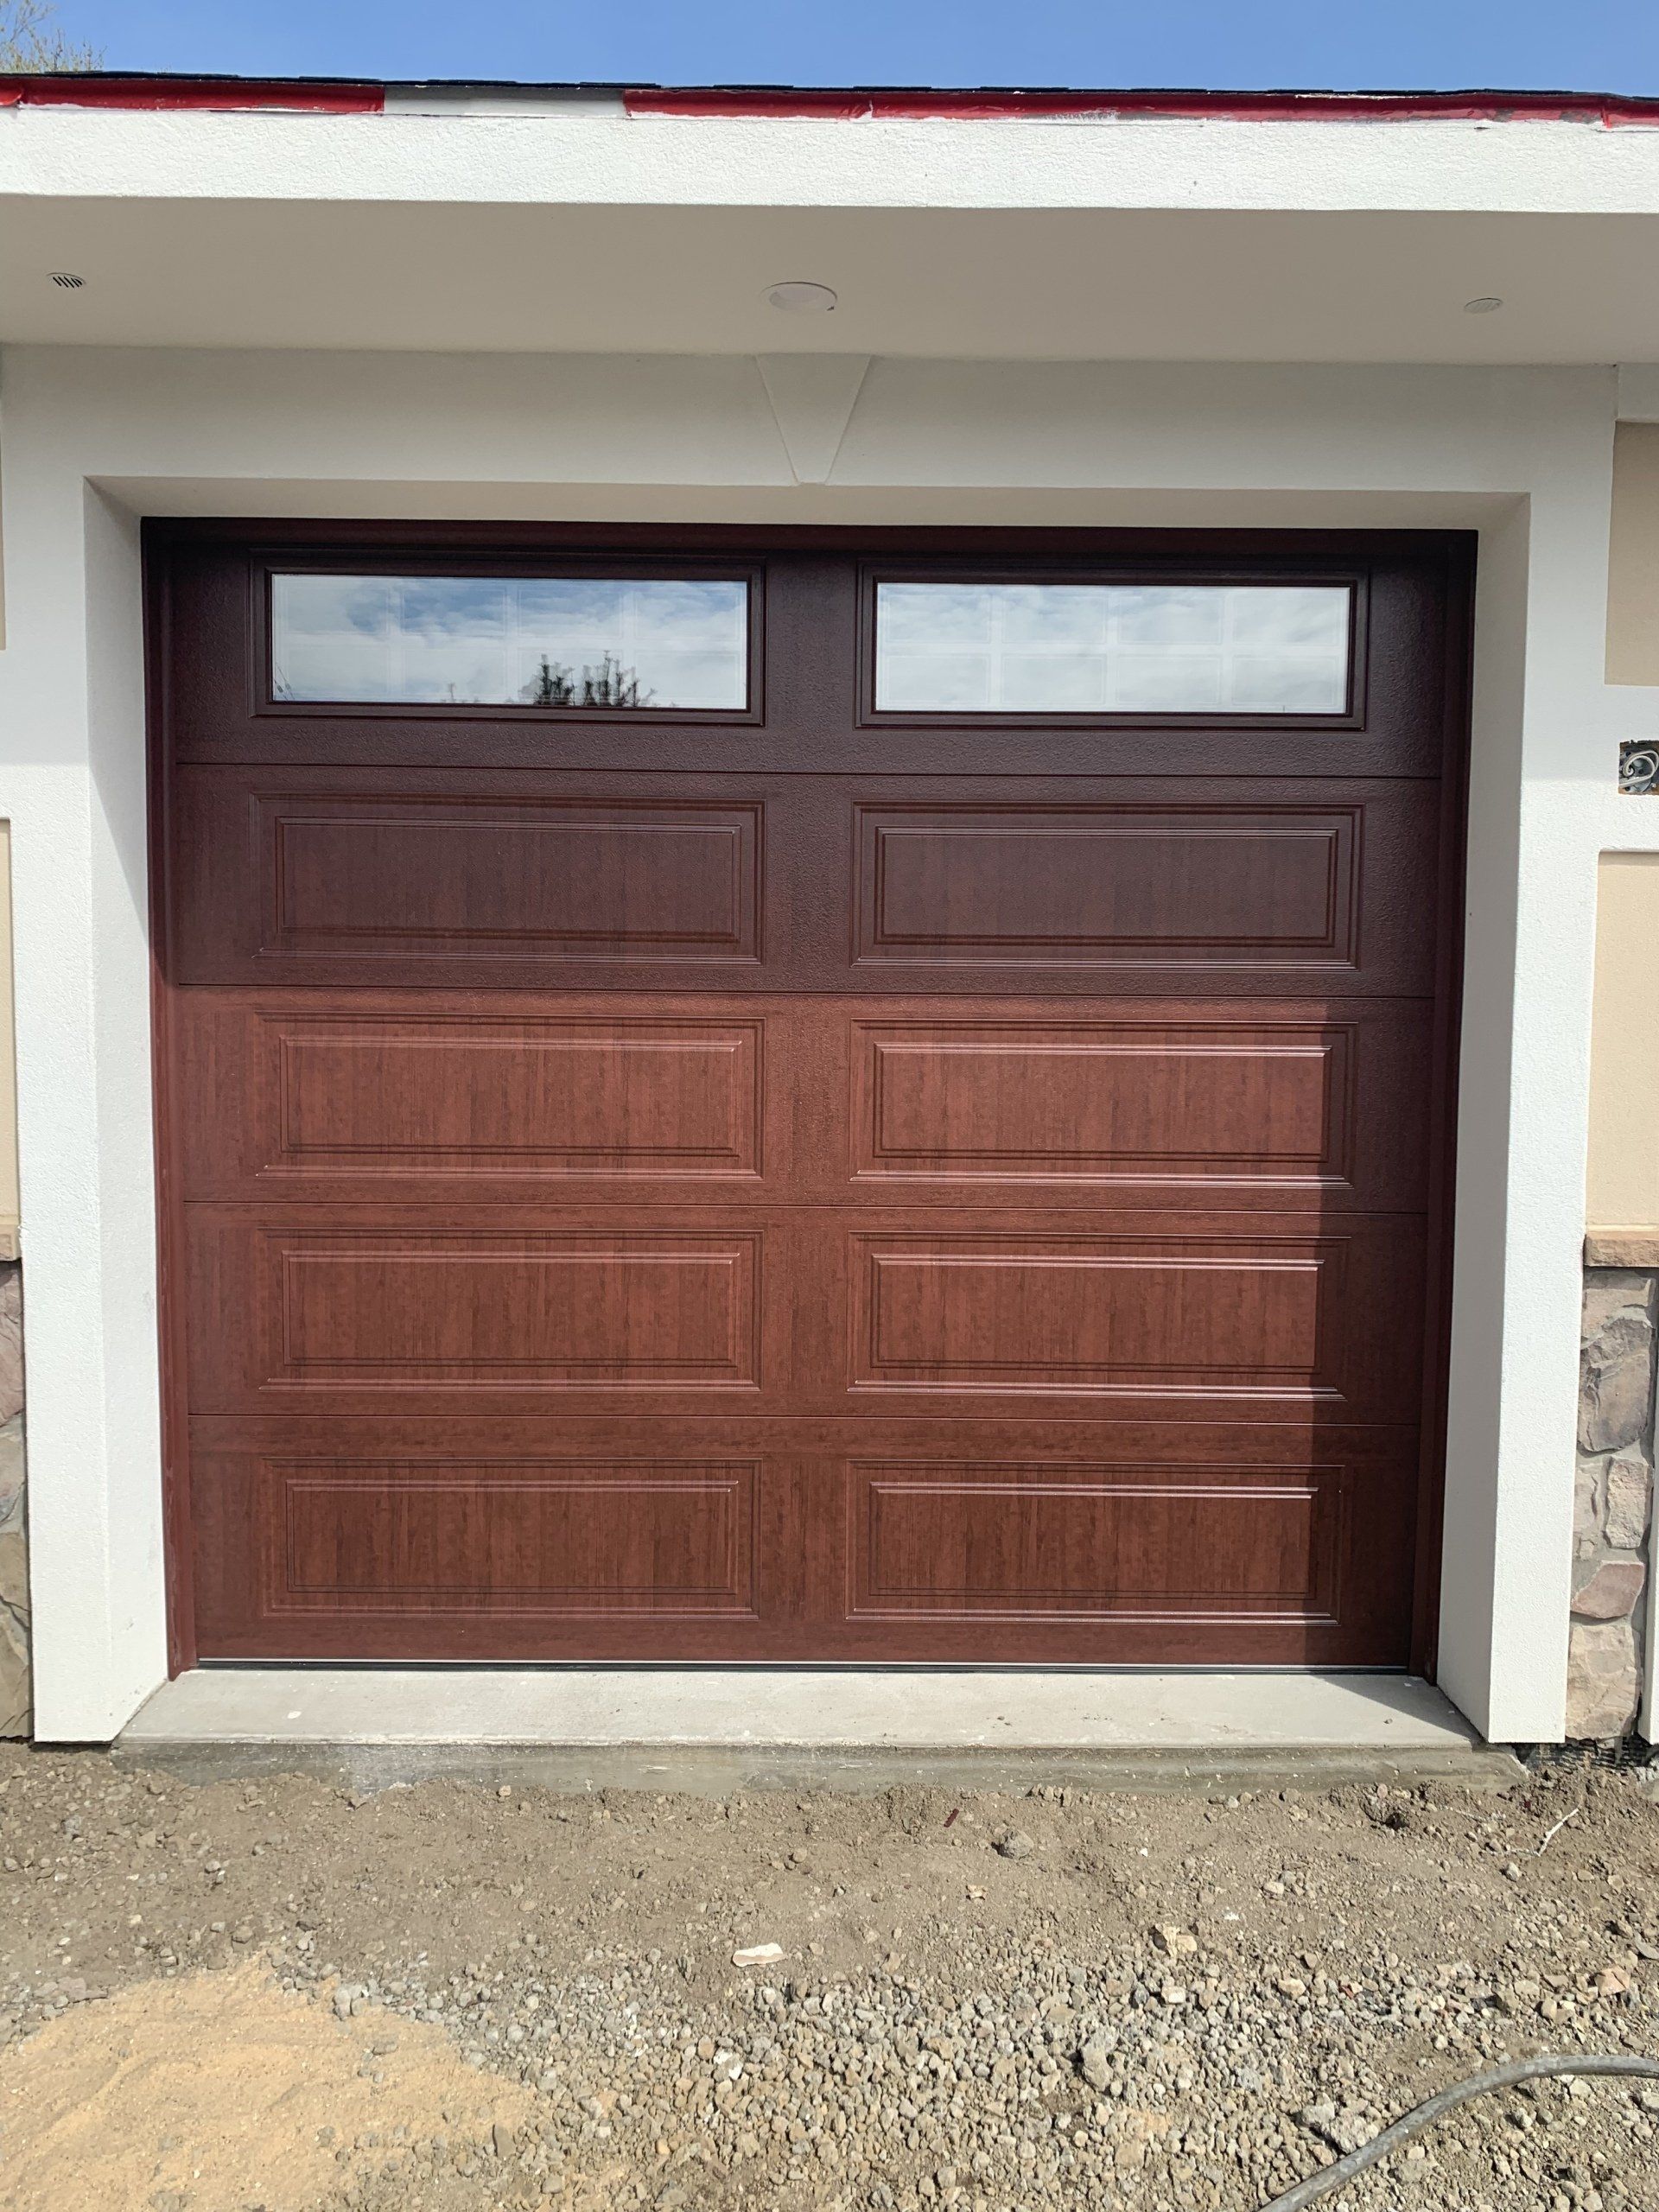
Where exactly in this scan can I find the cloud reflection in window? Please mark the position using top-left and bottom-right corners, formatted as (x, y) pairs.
(271, 575), (748, 709)
(875, 582), (1351, 715)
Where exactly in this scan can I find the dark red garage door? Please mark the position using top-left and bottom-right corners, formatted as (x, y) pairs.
(150, 526), (1465, 1667)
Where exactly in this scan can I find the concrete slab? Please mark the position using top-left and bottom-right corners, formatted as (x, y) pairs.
(118, 1669), (1522, 1795)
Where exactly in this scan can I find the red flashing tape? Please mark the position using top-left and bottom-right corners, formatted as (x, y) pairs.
(0, 74), (384, 112)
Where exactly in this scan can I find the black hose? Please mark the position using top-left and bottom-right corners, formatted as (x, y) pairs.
(1260, 2051), (1659, 2211)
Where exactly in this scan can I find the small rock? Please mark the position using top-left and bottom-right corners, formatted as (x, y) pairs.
(1572, 1559), (1648, 1621)
(1567, 1618), (1642, 1737)
(732, 1943), (785, 1967)
(994, 1830), (1035, 1860)
(1079, 2039), (1113, 2090)
(1605, 1453), (1653, 1550)
(1580, 1312), (1656, 1453)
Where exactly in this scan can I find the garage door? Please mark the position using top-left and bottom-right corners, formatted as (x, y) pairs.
(152, 527), (1465, 1667)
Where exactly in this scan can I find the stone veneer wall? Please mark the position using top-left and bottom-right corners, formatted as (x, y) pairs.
(0, 1262), (25, 1736)
(1572, 1263), (1656, 1738)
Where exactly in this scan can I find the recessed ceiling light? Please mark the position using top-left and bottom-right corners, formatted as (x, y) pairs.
(764, 280), (838, 314)
(48, 271), (85, 289)
(1464, 296), (1503, 315)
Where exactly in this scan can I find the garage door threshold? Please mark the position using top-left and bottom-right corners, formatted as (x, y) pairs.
(118, 1669), (1520, 1794)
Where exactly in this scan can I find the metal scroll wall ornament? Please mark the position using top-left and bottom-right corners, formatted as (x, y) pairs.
(1619, 740), (1659, 794)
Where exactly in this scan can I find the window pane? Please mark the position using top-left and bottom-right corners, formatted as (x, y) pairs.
(271, 574), (748, 709)
(874, 581), (1351, 715)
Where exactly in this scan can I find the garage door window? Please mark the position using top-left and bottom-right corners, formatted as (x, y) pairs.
(873, 580), (1352, 716)
(270, 573), (750, 710)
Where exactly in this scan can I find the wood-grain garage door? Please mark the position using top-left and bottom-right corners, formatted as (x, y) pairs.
(150, 525), (1466, 1668)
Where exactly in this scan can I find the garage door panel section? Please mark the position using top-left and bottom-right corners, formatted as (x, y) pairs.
(840, 1217), (1422, 1419)
(851, 785), (1438, 993)
(833, 1427), (1418, 1662)
(846, 1002), (1431, 1207)
(186, 1220), (772, 1408)
(267, 1014), (762, 1177)
(184, 1417), (1414, 1662)
(268, 1459), (762, 1617)
(847, 1459), (1345, 1623)
(260, 796), (760, 965)
(175, 990), (774, 1198)
(170, 766), (1433, 1001)
(855, 803), (1361, 971)
(189, 1436), (816, 1659)
(169, 768), (776, 988)
(163, 541), (1447, 783)
(174, 991), (1424, 1211)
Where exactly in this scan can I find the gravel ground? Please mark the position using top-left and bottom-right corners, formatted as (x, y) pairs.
(1, 1750), (1657, 2210)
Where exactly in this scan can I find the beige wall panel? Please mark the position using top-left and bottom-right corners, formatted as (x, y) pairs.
(1589, 852), (1659, 1233)
(1607, 423), (1659, 686)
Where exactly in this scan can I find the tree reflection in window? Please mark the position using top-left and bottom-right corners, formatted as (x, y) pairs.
(271, 574), (746, 709)
(522, 653), (654, 709)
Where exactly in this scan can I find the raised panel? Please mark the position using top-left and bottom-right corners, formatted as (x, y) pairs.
(278, 1236), (758, 1387)
(853, 1018), (1353, 1188)
(259, 1459), (758, 1617)
(848, 1460), (1341, 1622)
(224, 1229), (762, 1391)
(257, 793), (760, 963)
(855, 804), (1357, 969)
(850, 1231), (1346, 1399)
(269, 1014), (762, 1178)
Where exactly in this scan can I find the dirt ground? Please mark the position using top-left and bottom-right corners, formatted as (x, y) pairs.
(0, 1751), (1656, 2212)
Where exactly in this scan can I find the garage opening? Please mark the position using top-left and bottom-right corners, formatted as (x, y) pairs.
(149, 525), (1468, 1668)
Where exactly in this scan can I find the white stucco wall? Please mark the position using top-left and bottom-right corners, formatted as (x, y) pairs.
(0, 341), (1650, 1742)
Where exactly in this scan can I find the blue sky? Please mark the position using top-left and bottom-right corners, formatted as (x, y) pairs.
(48, 2), (1659, 95)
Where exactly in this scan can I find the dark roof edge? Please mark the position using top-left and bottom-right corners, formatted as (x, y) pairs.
(2, 74), (1657, 123)
(0, 73), (386, 111)
(623, 86), (1659, 122)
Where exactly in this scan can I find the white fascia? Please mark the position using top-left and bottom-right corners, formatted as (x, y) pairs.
(3, 106), (1659, 216)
